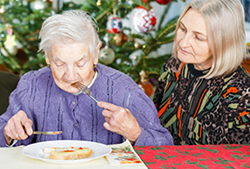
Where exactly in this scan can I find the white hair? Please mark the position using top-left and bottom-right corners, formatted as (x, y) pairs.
(38, 10), (101, 59)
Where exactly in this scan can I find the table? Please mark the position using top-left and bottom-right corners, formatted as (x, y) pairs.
(135, 144), (250, 169)
(1, 144), (250, 169)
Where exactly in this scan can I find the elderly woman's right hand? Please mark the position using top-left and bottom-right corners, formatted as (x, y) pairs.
(4, 110), (33, 145)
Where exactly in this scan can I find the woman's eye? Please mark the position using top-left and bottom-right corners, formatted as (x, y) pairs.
(55, 62), (65, 67)
(179, 26), (186, 32)
(76, 61), (86, 67)
(196, 35), (205, 41)
(77, 64), (84, 67)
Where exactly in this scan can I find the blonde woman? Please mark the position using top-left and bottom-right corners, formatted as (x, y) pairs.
(154, 0), (250, 145)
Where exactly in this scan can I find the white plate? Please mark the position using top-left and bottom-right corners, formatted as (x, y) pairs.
(21, 140), (112, 164)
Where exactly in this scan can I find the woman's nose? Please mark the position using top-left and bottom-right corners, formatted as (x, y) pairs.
(179, 33), (191, 47)
(64, 66), (78, 80)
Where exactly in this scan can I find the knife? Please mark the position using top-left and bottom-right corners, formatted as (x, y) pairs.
(32, 131), (63, 135)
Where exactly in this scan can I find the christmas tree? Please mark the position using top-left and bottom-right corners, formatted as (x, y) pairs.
(0, 0), (184, 87)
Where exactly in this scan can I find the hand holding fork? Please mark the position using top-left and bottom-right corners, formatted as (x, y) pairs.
(71, 82), (141, 143)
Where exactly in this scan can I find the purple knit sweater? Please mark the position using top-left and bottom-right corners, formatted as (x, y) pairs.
(0, 63), (173, 147)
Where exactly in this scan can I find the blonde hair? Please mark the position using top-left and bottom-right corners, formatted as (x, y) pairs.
(38, 10), (101, 59)
(172, 0), (246, 79)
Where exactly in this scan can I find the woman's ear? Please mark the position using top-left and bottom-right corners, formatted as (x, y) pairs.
(94, 42), (102, 64)
(44, 51), (50, 65)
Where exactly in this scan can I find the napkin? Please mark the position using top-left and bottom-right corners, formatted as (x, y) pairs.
(106, 140), (147, 168)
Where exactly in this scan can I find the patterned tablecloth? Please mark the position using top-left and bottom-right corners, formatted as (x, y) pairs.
(134, 144), (250, 169)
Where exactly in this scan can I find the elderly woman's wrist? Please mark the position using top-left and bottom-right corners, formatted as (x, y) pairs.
(128, 127), (141, 145)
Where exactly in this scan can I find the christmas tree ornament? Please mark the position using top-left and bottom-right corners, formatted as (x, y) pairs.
(129, 50), (143, 66)
(156, 0), (172, 5)
(106, 15), (123, 34)
(99, 33), (115, 65)
(30, 0), (48, 11)
(1, 24), (18, 56)
(99, 48), (115, 65)
(112, 33), (127, 47)
(133, 6), (157, 33)
(134, 41), (141, 49)
(138, 70), (154, 97)
(96, 0), (102, 6)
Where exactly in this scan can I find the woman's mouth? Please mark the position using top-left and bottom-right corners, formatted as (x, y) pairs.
(179, 47), (191, 55)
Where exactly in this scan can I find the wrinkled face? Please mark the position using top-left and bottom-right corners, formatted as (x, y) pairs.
(176, 9), (212, 70)
(45, 41), (99, 94)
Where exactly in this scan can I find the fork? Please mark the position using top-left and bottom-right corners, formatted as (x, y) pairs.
(71, 82), (98, 103)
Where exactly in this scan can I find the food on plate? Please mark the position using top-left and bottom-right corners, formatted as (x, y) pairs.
(43, 146), (93, 160)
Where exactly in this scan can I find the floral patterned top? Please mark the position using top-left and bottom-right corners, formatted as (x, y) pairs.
(154, 57), (250, 145)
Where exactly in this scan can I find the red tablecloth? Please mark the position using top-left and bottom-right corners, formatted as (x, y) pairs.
(134, 144), (250, 169)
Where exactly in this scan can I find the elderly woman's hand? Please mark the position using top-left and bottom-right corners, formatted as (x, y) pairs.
(4, 110), (33, 145)
(97, 101), (141, 144)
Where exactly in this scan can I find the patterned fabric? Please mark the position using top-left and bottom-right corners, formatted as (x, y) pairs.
(154, 57), (250, 145)
(0, 63), (173, 147)
(134, 144), (250, 169)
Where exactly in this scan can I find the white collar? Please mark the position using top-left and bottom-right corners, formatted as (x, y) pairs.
(73, 71), (98, 96)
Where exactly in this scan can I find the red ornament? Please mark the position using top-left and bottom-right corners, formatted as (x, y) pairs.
(138, 81), (154, 97)
(106, 15), (123, 34)
(156, 0), (172, 5)
(133, 6), (157, 33)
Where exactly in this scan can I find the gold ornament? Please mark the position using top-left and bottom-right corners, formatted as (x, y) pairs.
(113, 33), (127, 47)
(96, 0), (102, 6)
(134, 41), (141, 49)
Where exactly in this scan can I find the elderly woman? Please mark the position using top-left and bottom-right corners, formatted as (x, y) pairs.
(154, 0), (250, 145)
(0, 10), (173, 147)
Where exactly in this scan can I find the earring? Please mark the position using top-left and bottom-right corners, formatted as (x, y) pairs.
(47, 64), (50, 67)
(93, 64), (97, 71)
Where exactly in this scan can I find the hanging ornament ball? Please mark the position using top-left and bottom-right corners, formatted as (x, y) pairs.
(112, 33), (127, 46)
(138, 70), (154, 97)
(134, 41), (141, 49)
(106, 15), (123, 34)
(133, 6), (157, 33)
(99, 48), (115, 65)
(30, 0), (48, 11)
(156, 0), (172, 5)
